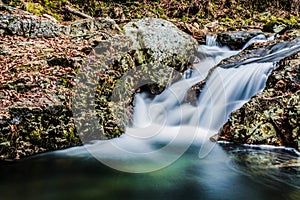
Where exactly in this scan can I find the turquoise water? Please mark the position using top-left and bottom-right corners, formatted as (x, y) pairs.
(2, 34), (300, 200)
(0, 144), (299, 200)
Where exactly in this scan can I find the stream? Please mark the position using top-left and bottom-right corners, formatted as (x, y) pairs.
(0, 36), (299, 200)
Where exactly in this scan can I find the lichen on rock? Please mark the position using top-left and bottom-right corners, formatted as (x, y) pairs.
(77, 18), (198, 140)
(0, 13), (198, 159)
(219, 50), (300, 151)
(124, 18), (198, 71)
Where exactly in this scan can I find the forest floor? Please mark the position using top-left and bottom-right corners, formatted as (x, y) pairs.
(2, 0), (300, 42)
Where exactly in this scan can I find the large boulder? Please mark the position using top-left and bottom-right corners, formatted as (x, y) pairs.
(0, 4), (122, 38)
(0, 13), (121, 38)
(124, 18), (198, 72)
(90, 18), (198, 140)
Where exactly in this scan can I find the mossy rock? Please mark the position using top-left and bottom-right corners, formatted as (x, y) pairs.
(219, 50), (300, 151)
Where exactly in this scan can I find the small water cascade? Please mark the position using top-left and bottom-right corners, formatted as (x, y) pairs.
(206, 35), (219, 47)
(59, 35), (300, 173)
(2, 35), (300, 200)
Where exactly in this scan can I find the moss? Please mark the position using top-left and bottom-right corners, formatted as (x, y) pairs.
(3, 0), (299, 34)
(26, 2), (44, 16)
(289, 16), (298, 24)
(258, 15), (268, 23)
(236, 5), (243, 12)
(220, 50), (300, 149)
(182, 15), (188, 22)
(29, 129), (42, 142)
(220, 16), (233, 23)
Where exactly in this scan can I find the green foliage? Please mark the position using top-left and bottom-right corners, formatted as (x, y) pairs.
(3, 0), (299, 26)
(26, 2), (44, 15)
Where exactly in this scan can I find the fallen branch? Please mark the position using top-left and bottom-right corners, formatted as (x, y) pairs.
(65, 5), (93, 19)
(113, 18), (132, 23)
(43, 14), (58, 22)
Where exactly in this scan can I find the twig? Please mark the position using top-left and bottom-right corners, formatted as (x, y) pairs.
(113, 18), (132, 23)
(65, 5), (93, 19)
(42, 14), (58, 22)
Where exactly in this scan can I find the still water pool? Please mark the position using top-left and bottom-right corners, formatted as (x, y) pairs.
(0, 143), (299, 200)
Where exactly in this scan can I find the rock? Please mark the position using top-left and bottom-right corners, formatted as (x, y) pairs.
(219, 50), (300, 151)
(74, 35), (137, 141)
(273, 24), (287, 33)
(220, 143), (300, 172)
(0, 15), (198, 160)
(0, 33), (93, 160)
(81, 19), (199, 140)
(5, 16), (67, 38)
(263, 21), (287, 33)
(124, 18), (198, 72)
(0, 12), (121, 39)
(0, 14), (15, 29)
(217, 31), (264, 50)
(0, 104), (80, 160)
(69, 18), (121, 38)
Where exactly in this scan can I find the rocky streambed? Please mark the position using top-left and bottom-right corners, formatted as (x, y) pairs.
(0, 4), (299, 160)
(219, 46), (300, 150)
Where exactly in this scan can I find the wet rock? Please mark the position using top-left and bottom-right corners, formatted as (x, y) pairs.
(263, 21), (287, 33)
(0, 104), (80, 160)
(217, 31), (264, 50)
(219, 51), (300, 151)
(74, 35), (136, 140)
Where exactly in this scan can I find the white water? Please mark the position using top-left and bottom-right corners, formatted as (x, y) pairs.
(59, 35), (300, 173)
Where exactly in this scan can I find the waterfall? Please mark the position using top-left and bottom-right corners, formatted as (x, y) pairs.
(60, 36), (300, 173)
(206, 35), (219, 47)
(195, 62), (274, 130)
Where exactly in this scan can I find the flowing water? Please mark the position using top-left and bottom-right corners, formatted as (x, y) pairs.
(1, 36), (300, 200)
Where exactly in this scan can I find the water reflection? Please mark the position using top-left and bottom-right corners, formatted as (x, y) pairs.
(220, 143), (300, 190)
(0, 144), (299, 200)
